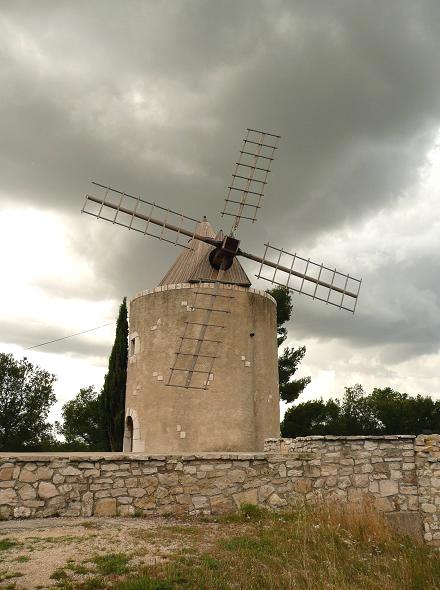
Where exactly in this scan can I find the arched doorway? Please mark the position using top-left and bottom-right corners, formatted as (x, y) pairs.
(124, 416), (134, 452)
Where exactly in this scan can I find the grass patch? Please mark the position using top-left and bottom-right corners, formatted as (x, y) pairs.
(50, 568), (69, 580)
(112, 503), (440, 590)
(14, 555), (30, 563)
(114, 576), (174, 590)
(93, 552), (131, 576)
(0, 571), (24, 582)
(0, 538), (19, 551)
(81, 577), (107, 589)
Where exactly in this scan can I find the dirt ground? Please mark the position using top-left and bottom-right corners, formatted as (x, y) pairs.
(0, 516), (229, 589)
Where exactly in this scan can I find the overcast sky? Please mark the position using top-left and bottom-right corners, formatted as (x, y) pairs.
(1, 0), (440, 422)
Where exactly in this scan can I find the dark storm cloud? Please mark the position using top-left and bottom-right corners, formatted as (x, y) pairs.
(1, 0), (440, 369)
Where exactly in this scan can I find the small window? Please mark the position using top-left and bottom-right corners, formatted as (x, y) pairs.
(129, 333), (140, 356)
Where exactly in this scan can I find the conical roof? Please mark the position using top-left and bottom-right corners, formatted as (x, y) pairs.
(158, 217), (251, 287)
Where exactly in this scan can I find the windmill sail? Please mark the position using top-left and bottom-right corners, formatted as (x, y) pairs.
(221, 129), (280, 233)
(241, 243), (361, 313)
(82, 182), (203, 249)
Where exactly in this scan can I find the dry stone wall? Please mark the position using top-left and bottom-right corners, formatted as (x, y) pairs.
(1, 435), (440, 545)
(415, 435), (440, 543)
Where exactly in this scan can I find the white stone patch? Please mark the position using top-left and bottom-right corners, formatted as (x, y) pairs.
(245, 361), (251, 367)
(152, 372), (158, 377)
(241, 355), (246, 361)
(176, 425), (181, 432)
(157, 375), (163, 381)
(180, 431), (186, 439)
(209, 373), (214, 381)
(150, 319), (161, 331)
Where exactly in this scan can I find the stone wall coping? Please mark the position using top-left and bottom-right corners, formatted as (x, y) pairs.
(0, 452), (269, 462)
(266, 435), (417, 442)
(130, 283), (277, 305)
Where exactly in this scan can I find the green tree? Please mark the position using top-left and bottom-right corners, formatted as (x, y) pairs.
(281, 384), (440, 437)
(102, 297), (128, 451)
(282, 398), (341, 437)
(0, 353), (56, 451)
(267, 286), (311, 405)
(57, 386), (105, 450)
(337, 384), (381, 435)
(368, 388), (440, 434)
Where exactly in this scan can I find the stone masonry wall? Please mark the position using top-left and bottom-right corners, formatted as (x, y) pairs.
(1, 435), (440, 545)
(415, 435), (440, 544)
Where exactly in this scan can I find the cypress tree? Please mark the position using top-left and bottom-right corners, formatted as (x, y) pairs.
(102, 297), (128, 451)
(266, 286), (311, 405)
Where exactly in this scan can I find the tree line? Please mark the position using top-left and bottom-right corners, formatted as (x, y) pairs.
(281, 384), (440, 437)
(1, 288), (438, 452)
(0, 298), (128, 452)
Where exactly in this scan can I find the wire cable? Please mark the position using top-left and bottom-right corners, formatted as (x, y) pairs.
(24, 322), (115, 350)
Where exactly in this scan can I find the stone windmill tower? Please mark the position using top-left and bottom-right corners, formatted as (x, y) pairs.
(82, 129), (361, 453)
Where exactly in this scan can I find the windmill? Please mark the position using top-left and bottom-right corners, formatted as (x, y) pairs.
(82, 129), (361, 453)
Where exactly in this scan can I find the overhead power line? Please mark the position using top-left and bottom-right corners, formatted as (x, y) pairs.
(24, 322), (115, 351)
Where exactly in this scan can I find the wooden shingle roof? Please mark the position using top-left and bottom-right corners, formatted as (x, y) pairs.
(158, 217), (251, 287)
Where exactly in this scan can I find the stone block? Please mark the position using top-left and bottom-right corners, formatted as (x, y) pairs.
(0, 481), (14, 488)
(59, 466), (82, 476)
(0, 488), (17, 505)
(385, 512), (423, 541)
(19, 469), (37, 483)
(128, 488), (146, 498)
(14, 506), (32, 519)
(18, 484), (36, 500)
(24, 463), (37, 471)
(0, 466), (14, 480)
(347, 488), (366, 503)
(210, 495), (234, 514)
(134, 498), (156, 510)
(22, 500), (44, 508)
(232, 488), (258, 507)
(268, 493), (287, 507)
(53, 474), (65, 485)
(101, 463), (120, 471)
(293, 479), (313, 494)
(321, 464), (338, 476)
(0, 505), (11, 519)
(379, 480), (398, 497)
(111, 488), (127, 497)
(351, 474), (369, 488)
(192, 496), (209, 510)
(337, 476), (351, 490)
(95, 498), (117, 516)
(35, 467), (53, 480)
(81, 492), (93, 517)
(258, 484), (275, 502)
(158, 473), (179, 486)
(38, 482), (58, 499)
(421, 503), (436, 514)
(374, 496), (394, 512)
(118, 504), (135, 516)
(228, 469), (246, 483)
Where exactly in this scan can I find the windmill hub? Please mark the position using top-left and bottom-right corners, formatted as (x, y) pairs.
(208, 235), (241, 270)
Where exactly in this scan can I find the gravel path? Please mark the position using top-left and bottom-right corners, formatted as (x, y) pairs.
(0, 516), (222, 589)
